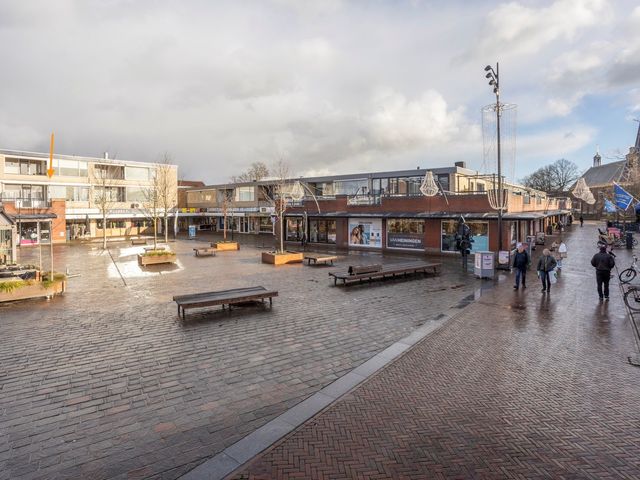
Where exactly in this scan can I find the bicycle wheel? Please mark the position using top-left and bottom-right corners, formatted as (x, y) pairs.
(624, 289), (640, 312)
(619, 268), (637, 284)
(634, 238), (638, 247)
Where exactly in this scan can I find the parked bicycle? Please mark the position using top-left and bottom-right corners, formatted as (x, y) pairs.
(624, 285), (640, 312)
(619, 255), (639, 284)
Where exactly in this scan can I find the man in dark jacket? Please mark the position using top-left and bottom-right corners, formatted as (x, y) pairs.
(513, 243), (529, 290)
(591, 246), (615, 300)
(537, 248), (557, 293)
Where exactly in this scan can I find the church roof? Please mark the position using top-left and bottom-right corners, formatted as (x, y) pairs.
(581, 160), (626, 187)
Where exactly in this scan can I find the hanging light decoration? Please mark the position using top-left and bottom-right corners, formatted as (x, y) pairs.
(488, 187), (509, 210)
(571, 177), (590, 201)
(419, 171), (439, 197)
(289, 181), (305, 201)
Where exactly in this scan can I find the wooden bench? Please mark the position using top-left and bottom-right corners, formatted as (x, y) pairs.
(305, 254), (338, 265)
(131, 238), (147, 245)
(194, 247), (216, 257)
(329, 261), (440, 286)
(173, 286), (278, 319)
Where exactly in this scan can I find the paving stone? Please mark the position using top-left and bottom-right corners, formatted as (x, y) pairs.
(0, 236), (476, 479)
(229, 225), (640, 479)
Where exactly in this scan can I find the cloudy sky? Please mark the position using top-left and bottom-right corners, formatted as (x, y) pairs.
(0, 0), (639, 184)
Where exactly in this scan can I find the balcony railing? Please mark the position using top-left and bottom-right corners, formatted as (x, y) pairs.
(0, 197), (52, 209)
(347, 194), (381, 206)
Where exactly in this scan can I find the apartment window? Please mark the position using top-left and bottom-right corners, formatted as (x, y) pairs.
(523, 193), (531, 204)
(2, 185), (21, 199)
(5, 159), (20, 174)
(436, 174), (450, 192)
(127, 187), (146, 202)
(8, 158), (46, 176)
(94, 186), (125, 202)
(50, 186), (89, 202)
(56, 159), (84, 177)
(125, 166), (150, 181)
(235, 186), (255, 202)
(95, 164), (125, 180)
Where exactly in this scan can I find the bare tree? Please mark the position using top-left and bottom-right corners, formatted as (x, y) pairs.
(217, 187), (235, 241)
(521, 158), (579, 194)
(232, 161), (270, 183)
(261, 160), (295, 254)
(142, 172), (162, 250)
(91, 164), (124, 249)
(155, 154), (178, 243)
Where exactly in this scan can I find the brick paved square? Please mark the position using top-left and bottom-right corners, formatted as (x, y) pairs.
(0, 238), (476, 479)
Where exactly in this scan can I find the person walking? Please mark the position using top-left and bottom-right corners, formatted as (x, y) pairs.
(557, 240), (567, 268)
(591, 245), (615, 300)
(512, 243), (529, 290)
(537, 248), (557, 293)
(579, 215), (584, 227)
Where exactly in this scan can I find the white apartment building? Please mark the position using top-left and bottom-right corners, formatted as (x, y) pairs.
(0, 149), (178, 244)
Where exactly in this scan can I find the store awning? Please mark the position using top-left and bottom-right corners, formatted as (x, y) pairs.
(12, 213), (58, 220)
(285, 210), (570, 221)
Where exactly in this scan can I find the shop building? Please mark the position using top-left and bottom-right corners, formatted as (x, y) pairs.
(0, 149), (178, 243)
(0, 208), (17, 264)
(185, 163), (569, 255)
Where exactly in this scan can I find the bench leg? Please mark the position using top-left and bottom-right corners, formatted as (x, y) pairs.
(269, 297), (273, 307)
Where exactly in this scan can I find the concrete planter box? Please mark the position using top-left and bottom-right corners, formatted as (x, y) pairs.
(215, 241), (240, 251)
(0, 280), (66, 303)
(138, 252), (177, 266)
(261, 251), (304, 265)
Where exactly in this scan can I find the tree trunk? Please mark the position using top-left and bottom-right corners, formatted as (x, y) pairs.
(164, 214), (169, 243)
(102, 212), (107, 250)
(279, 207), (285, 253)
(223, 215), (227, 241)
(153, 218), (158, 250)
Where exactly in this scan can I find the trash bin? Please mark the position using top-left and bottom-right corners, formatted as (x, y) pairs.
(474, 251), (495, 279)
(627, 231), (634, 250)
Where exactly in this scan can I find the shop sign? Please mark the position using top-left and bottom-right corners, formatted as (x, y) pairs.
(387, 232), (423, 249)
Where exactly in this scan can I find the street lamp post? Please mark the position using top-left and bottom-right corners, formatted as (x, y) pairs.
(484, 62), (503, 252)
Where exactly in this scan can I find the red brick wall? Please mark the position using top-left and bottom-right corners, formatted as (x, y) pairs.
(3, 200), (67, 243)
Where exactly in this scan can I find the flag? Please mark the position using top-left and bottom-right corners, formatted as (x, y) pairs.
(603, 199), (617, 213)
(614, 183), (634, 211)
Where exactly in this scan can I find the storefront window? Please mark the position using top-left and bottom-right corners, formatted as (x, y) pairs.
(309, 219), (336, 244)
(387, 219), (424, 249)
(286, 216), (303, 241)
(19, 222), (38, 245)
(259, 216), (273, 233)
(441, 220), (489, 252)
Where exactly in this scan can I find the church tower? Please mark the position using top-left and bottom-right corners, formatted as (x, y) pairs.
(593, 147), (601, 167)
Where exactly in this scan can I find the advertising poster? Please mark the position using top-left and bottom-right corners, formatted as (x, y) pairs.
(188, 225), (197, 238)
(348, 219), (382, 248)
(387, 232), (424, 249)
(482, 253), (494, 269)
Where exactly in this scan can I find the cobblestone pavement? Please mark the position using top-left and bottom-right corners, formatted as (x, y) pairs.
(0, 236), (478, 480)
(231, 224), (640, 479)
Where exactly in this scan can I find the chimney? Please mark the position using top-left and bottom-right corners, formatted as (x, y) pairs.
(454, 161), (466, 168)
(103, 152), (109, 160)
(593, 146), (601, 167)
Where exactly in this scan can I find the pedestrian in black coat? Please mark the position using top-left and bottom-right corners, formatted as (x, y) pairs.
(512, 243), (529, 290)
(591, 246), (615, 300)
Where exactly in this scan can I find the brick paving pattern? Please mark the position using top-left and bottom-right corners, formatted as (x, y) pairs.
(0, 236), (476, 480)
(232, 224), (640, 479)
